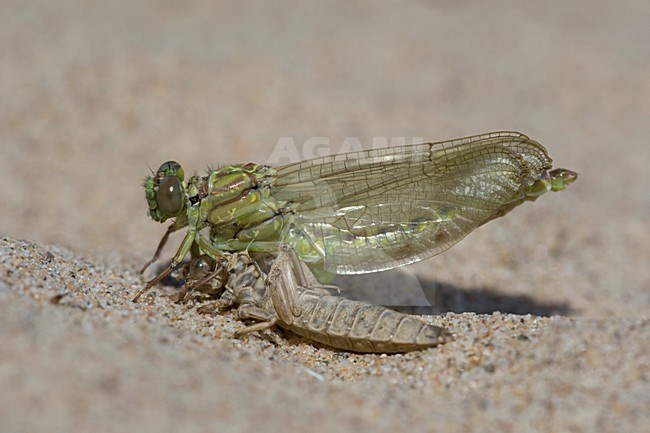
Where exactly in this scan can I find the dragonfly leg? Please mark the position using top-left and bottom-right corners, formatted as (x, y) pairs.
(132, 264), (178, 302)
(139, 224), (177, 274)
(173, 284), (190, 304)
(197, 292), (236, 315)
(234, 305), (278, 337)
(195, 234), (230, 261)
(133, 228), (198, 302)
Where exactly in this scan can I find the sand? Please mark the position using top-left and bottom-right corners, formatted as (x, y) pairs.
(1, 1), (648, 432)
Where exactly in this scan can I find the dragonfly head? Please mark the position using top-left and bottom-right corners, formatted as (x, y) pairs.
(524, 168), (578, 200)
(144, 161), (187, 222)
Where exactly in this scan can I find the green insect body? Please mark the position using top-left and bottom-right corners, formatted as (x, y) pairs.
(135, 131), (577, 301)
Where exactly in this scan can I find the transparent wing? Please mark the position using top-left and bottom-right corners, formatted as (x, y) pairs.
(272, 131), (552, 274)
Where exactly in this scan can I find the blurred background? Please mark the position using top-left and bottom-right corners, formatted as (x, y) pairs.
(1, 0), (648, 316)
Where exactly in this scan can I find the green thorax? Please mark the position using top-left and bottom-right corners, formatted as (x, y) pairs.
(195, 163), (293, 245)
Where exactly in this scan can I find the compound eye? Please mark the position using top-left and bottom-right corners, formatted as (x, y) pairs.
(157, 175), (184, 216)
(188, 255), (216, 279)
(157, 161), (184, 180)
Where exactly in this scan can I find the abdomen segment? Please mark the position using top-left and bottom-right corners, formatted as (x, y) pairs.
(282, 290), (451, 353)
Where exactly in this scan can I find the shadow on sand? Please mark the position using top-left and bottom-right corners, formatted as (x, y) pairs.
(386, 279), (574, 317)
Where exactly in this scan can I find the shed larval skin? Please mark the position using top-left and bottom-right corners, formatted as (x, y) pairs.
(181, 245), (451, 353)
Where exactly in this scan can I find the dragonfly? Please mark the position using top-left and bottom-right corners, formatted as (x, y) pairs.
(134, 131), (577, 301)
